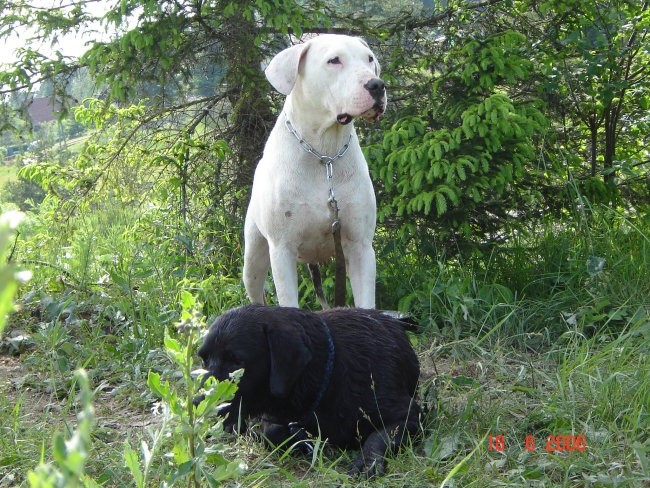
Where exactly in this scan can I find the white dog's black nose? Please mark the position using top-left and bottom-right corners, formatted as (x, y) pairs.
(365, 78), (385, 99)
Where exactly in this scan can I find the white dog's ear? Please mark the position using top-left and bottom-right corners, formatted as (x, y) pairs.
(265, 42), (310, 95)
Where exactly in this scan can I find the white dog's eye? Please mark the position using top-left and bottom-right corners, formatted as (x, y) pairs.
(369, 55), (374, 63)
(327, 56), (341, 65)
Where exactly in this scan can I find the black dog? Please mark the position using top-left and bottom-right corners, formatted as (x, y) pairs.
(197, 305), (420, 476)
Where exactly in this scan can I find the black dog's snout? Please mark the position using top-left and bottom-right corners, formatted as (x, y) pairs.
(364, 78), (385, 99)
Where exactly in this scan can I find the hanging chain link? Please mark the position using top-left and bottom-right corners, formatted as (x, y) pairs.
(285, 117), (351, 224)
(284, 116), (349, 307)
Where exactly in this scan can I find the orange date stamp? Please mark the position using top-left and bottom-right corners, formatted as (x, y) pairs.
(487, 434), (587, 453)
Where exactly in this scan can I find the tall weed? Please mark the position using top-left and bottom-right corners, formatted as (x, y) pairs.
(136, 291), (244, 486)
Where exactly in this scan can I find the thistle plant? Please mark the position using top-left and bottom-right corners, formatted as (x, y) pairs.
(141, 291), (244, 487)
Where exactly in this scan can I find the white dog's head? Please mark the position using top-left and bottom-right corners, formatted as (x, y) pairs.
(265, 34), (386, 125)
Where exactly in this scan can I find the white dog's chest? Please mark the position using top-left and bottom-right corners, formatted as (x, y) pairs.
(264, 176), (361, 263)
(296, 228), (336, 263)
(283, 200), (336, 263)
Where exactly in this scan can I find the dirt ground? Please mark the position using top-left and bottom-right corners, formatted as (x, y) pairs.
(0, 352), (158, 441)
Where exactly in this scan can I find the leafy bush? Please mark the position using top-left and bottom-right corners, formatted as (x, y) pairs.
(2, 177), (46, 211)
(0, 211), (25, 336)
(368, 30), (547, 252)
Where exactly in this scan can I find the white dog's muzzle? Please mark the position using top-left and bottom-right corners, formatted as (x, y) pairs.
(337, 77), (386, 125)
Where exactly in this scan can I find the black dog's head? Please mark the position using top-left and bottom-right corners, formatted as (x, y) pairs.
(197, 305), (314, 414)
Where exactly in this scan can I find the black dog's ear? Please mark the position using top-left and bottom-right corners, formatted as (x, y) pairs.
(265, 324), (312, 398)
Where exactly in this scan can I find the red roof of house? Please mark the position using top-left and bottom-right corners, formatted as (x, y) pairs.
(27, 97), (61, 124)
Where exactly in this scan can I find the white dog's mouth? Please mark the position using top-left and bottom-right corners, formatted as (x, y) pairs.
(337, 113), (354, 125)
(364, 104), (385, 122)
(337, 104), (385, 125)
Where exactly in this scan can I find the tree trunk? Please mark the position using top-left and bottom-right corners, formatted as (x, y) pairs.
(589, 118), (597, 177)
(220, 12), (274, 218)
(603, 108), (617, 185)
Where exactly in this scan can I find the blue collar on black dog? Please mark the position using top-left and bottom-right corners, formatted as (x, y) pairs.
(291, 317), (335, 430)
(312, 317), (336, 414)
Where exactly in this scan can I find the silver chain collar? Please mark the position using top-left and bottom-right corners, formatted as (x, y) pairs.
(284, 116), (348, 224)
(284, 117), (352, 167)
(284, 116), (349, 307)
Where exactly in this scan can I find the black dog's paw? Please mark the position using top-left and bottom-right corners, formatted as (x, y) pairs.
(262, 422), (315, 457)
(347, 453), (385, 478)
(261, 422), (294, 448)
(348, 429), (392, 478)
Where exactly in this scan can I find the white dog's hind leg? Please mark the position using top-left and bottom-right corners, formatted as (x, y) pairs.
(344, 243), (376, 309)
(243, 223), (271, 304)
(268, 246), (299, 307)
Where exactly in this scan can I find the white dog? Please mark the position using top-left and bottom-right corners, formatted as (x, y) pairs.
(243, 34), (386, 308)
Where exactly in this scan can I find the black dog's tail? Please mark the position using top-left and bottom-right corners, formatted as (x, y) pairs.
(379, 310), (419, 332)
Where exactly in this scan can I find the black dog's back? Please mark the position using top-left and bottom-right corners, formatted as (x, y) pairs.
(320, 308), (419, 396)
(310, 308), (420, 447)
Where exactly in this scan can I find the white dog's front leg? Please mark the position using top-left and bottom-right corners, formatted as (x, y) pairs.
(269, 246), (299, 307)
(244, 221), (271, 304)
(345, 243), (376, 309)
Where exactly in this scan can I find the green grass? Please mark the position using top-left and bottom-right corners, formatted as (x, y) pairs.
(0, 163), (18, 189)
(0, 203), (648, 487)
(2, 326), (647, 486)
